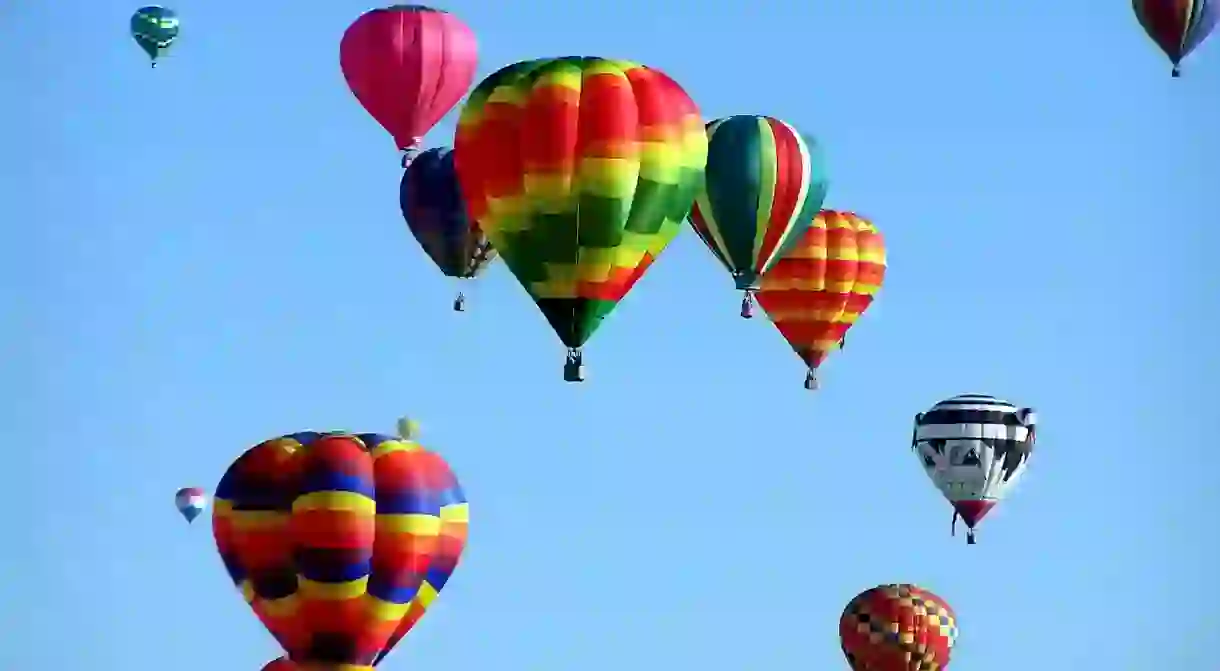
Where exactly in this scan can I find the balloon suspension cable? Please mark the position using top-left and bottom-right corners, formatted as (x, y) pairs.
(452, 292), (466, 312)
(563, 347), (585, 383)
(740, 291), (755, 319)
(804, 369), (818, 390)
(1171, 65), (1181, 77)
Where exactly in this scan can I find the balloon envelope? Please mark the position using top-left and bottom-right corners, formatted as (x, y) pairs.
(174, 486), (206, 523)
(1132, 0), (1216, 71)
(689, 115), (828, 290)
(130, 5), (179, 64)
(455, 57), (707, 349)
(340, 5), (478, 151)
(840, 583), (957, 670)
(912, 394), (1037, 540)
(212, 430), (468, 669)
(756, 211), (885, 375)
(401, 147), (496, 278)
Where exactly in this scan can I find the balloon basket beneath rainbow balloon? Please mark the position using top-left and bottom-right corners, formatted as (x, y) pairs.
(804, 370), (818, 390)
(564, 349), (586, 382)
(452, 292), (466, 312)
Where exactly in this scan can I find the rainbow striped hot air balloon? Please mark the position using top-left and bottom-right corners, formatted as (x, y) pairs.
(455, 57), (707, 382)
(688, 115), (828, 318)
(212, 421), (468, 670)
(755, 210), (885, 389)
(173, 487), (206, 523)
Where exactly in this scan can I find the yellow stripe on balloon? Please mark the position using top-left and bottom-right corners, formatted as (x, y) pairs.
(441, 502), (469, 522)
(364, 595), (414, 621)
(376, 513), (442, 535)
(370, 439), (420, 458)
(293, 491), (375, 513)
(299, 577), (367, 600)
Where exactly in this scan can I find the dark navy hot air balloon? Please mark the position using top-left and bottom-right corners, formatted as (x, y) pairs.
(400, 147), (496, 311)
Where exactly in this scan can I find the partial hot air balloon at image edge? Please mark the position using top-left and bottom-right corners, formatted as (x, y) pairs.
(687, 114), (829, 318)
(1132, 0), (1216, 76)
(455, 56), (708, 382)
(211, 417), (468, 668)
(130, 5), (180, 68)
(400, 146), (497, 311)
(755, 210), (885, 389)
(340, 5), (478, 165)
(911, 393), (1037, 544)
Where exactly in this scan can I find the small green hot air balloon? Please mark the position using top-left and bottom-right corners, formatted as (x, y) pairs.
(130, 6), (179, 67)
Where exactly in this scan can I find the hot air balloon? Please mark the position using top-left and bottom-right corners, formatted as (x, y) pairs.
(340, 5), (478, 165)
(688, 115), (828, 318)
(455, 57), (707, 382)
(212, 421), (468, 670)
(401, 147), (497, 311)
(174, 487), (206, 523)
(1133, 0), (1216, 76)
(261, 658), (296, 671)
(755, 211), (885, 389)
(912, 394), (1036, 544)
(130, 6), (179, 67)
(840, 584), (957, 671)
(374, 422), (467, 664)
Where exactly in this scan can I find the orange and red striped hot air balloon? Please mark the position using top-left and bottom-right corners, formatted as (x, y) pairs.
(755, 210), (885, 389)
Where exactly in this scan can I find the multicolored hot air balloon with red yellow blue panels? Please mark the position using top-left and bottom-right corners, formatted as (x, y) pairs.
(455, 57), (707, 382)
(212, 420), (468, 670)
(755, 210), (885, 390)
(688, 114), (828, 318)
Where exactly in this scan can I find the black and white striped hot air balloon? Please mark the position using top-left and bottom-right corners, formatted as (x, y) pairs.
(912, 394), (1037, 544)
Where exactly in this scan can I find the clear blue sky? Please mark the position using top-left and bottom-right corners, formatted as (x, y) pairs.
(2, 0), (1216, 669)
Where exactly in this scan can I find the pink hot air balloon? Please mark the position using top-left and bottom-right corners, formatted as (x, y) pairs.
(340, 5), (478, 164)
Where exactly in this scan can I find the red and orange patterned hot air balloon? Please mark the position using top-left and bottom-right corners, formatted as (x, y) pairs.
(340, 5), (478, 164)
(840, 584), (958, 671)
(755, 210), (885, 389)
(212, 422), (469, 671)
